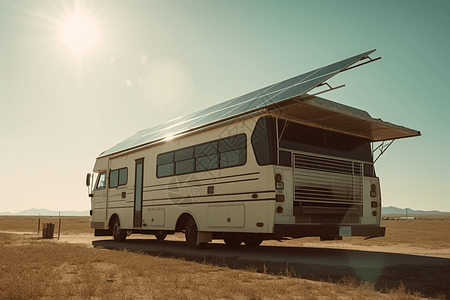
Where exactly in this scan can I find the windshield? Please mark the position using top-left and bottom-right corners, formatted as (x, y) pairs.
(95, 172), (106, 190)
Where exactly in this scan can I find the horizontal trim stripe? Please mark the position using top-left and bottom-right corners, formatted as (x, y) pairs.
(143, 198), (275, 208)
(106, 206), (134, 209)
(143, 171), (260, 189)
(143, 177), (259, 193)
(142, 190), (275, 202)
(108, 199), (130, 203)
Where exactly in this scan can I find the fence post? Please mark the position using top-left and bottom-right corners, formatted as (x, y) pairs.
(58, 218), (61, 241)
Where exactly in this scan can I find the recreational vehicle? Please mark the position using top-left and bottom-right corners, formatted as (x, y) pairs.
(86, 49), (420, 248)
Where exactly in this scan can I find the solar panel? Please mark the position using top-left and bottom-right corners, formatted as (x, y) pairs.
(99, 50), (376, 157)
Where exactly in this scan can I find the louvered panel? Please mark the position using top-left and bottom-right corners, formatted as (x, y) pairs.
(294, 153), (363, 206)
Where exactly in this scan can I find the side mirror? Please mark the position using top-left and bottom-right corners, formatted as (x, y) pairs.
(86, 173), (91, 187)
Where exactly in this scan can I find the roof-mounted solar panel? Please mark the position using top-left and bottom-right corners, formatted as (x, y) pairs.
(99, 49), (419, 158)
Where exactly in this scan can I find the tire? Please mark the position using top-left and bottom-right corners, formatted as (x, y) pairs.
(112, 217), (127, 242)
(185, 217), (207, 249)
(243, 239), (263, 247)
(185, 217), (198, 247)
(223, 236), (242, 247)
(155, 231), (167, 241)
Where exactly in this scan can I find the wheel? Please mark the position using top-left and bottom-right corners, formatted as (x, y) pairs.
(185, 217), (207, 249)
(155, 231), (167, 241)
(185, 217), (198, 247)
(243, 239), (263, 247)
(223, 236), (242, 247)
(112, 217), (127, 242)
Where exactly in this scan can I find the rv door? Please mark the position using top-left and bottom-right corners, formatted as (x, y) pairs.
(91, 171), (108, 228)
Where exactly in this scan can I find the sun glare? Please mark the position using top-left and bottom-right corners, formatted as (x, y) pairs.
(163, 135), (175, 142)
(60, 13), (98, 53)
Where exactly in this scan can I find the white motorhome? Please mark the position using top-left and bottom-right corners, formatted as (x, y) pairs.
(86, 50), (420, 248)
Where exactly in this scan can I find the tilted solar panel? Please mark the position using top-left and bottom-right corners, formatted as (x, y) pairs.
(99, 50), (376, 157)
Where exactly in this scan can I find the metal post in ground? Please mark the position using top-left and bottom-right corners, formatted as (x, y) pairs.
(58, 218), (61, 240)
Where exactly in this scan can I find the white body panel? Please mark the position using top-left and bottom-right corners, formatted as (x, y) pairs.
(90, 113), (383, 240)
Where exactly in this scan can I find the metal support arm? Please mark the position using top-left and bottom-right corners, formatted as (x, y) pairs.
(373, 140), (394, 163)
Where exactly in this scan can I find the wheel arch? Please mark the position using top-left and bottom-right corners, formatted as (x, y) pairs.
(175, 212), (197, 232)
(108, 213), (120, 229)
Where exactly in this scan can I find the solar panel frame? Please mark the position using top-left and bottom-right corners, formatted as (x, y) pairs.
(99, 50), (375, 157)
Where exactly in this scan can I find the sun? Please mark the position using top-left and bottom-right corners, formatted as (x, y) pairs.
(60, 13), (98, 53)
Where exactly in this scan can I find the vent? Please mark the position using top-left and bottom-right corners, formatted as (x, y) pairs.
(294, 153), (363, 206)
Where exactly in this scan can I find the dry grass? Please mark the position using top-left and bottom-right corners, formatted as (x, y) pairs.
(2, 215), (450, 249)
(342, 215), (450, 249)
(0, 216), (92, 235)
(0, 233), (436, 300)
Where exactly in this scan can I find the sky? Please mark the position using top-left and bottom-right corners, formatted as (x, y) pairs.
(0, 0), (449, 213)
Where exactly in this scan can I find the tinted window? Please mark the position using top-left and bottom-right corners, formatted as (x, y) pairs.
(157, 133), (247, 178)
(364, 163), (375, 177)
(175, 147), (194, 161)
(251, 116), (277, 165)
(220, 149), (246, 168)
(119, 168), (128, 185)
(109, 168), (128, 188)
(195, 141), (218, 157)
(157, 163), (174, 177)
(279, 150), (291, 167)
(110, 170), (119, 188)
(176, 159), (195, 175)
(219, 134), (246, 152)
(196, 154), (219, 171)
(157, 152), (174, 165)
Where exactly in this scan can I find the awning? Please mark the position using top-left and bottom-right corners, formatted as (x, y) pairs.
(268, 96), (421, 142)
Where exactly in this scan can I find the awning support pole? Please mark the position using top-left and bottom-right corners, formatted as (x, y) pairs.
(275, 118), (280, 165)
(373, 140), (394, 163)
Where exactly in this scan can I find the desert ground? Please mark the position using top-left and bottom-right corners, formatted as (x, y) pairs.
(1, 215), (449, 299)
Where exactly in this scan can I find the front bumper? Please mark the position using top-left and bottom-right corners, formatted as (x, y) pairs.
(274, 224), (385, 238)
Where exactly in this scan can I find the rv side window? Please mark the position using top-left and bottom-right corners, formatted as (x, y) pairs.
(156, 134), (247, 178)
(251, 116), (277, 166)
(157, 152), (174, 165)
(196, 154), (219, 171)
(96, 172), (106, 190)
(219, 134), (247, 168)
(158, 163), (174, 177)
(174, 147), (195, 175)
(157, 152), (175, 177)
(175, 147), (194, 161)
(218, 134), (246, 152)
(220, 149), (246, 168)
(176, 159), (195, 175)
(109, 167), (128, 188)
(119, 168), (128, 185)
(195, 141), (218, 157)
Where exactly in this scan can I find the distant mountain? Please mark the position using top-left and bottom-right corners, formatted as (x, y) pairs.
(0, 208), (89, 216)
(382, 206), (449, 215)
